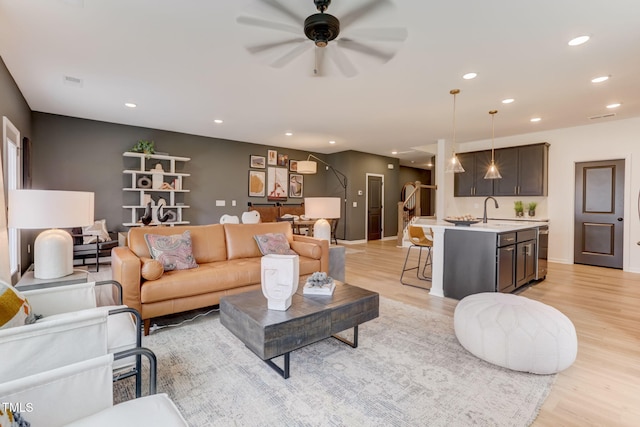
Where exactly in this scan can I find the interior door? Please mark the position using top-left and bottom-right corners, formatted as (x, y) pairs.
(367, 175), (382, 241)
(574, 159), (624, 268)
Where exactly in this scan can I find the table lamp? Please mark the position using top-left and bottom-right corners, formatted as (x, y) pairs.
(8, 190), (94, 279)
(304, 197), (341, 241)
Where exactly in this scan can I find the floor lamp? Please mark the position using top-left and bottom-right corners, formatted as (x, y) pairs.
(8, 190), (94, 279)
(297, 154), (347, 241)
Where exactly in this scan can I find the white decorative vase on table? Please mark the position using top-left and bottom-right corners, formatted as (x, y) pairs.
(261, 254), (299, 311)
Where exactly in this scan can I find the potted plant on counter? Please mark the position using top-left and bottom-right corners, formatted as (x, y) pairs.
(514, 200), (524, 217)
(528, 202), (537, 217)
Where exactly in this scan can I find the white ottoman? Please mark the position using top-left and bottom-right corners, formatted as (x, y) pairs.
(454, 292), (577, 374)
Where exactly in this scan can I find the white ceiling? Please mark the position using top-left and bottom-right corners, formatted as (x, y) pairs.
(1, 0), (639, 168)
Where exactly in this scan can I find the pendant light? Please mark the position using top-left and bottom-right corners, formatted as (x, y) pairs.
(484, 110), (502, 179)
(445, 89), (465, 173)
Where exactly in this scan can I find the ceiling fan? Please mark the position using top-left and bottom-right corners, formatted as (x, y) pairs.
(237, 0), (408, 77)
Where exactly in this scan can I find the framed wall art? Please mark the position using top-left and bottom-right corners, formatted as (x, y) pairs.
(289, 174), (303, 198)
(249, 170), (266, 197)
(267, 150), (277, 165)
(250, 155), (265, 169)
(267, 167), (288, 201)
(277, 153), (288, 167)
(289, 159), (298, 172)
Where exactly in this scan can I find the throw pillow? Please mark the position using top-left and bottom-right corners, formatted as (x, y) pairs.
(254, 233), (296, 256)
(144, 230), (198, 271)
(0, 280), (37, 330)
(82, 219), (111, 244)
(141, 257), (164, 281)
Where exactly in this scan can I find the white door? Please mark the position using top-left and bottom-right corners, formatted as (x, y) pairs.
(3, 117), (21, 282)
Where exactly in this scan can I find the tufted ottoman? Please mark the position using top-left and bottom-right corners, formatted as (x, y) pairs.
(454, 292), (577, 374)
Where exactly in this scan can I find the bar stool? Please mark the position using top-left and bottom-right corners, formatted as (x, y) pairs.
(400, 225), (433, 287)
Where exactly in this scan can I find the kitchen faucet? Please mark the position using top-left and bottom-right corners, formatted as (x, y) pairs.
(483, 196), (499, 223)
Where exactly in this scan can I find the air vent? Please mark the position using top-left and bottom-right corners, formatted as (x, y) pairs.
(589, 113), (616, 120)
(63, 75), (83, 88)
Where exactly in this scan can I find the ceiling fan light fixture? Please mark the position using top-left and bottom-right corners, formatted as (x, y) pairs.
(304, 13), (340, 47)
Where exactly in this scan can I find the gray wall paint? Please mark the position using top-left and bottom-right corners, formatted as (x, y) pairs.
(31, 113), (336, 233)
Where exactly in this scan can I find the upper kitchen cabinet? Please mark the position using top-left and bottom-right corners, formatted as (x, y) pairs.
(493, 143), (549, 196)
(454, 150), (494, 197)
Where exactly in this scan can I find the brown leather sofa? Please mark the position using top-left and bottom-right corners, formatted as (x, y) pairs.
(111, 222), (328, 334)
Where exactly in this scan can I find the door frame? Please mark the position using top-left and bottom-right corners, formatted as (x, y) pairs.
(365, 173), (384, 241)
(572, 155), (631, 270)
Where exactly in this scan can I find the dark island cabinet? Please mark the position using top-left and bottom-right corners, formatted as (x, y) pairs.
(492, 143), (549, 196)
(454, 151), (494, 197)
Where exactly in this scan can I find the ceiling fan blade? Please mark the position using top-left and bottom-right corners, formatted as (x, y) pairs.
(339, 0), (391, 30)
(327, 45), (358, 78)
(337, 39), (394, 62)
(346, 27), (408, 42)
(313, 46), (327, 76)
(271, 42), (311, 68)
(246, 38), (307, 55)
(236, 16), (301, 35)
(258, 0), (305, 24)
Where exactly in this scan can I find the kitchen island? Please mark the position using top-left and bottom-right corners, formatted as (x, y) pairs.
(412, 218), (547, 299)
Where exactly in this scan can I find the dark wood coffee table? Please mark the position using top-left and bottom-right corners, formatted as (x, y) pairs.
(220, 282), (379, 379)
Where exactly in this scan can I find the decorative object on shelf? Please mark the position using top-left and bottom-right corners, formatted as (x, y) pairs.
(303, 271), (335, 295)
(267, 150), (277, 166)
(249, 170), (266, 197)
(137, 176), (152, 189)
(528, 202), (537, 217)
(289, 174), (303, 198)
(267, 167), (288, 201)
(130, 139), (155, 156)
(152, 163), (164, 189)
(484, 110), (502, 180)
(514, 200), (524, 217)
(160, 182), (174, 190)
(304, 197), (341, 240)
(157, 206), (171, 223)
(261, 254), (299, 311)
(445, 89), (465, 173)
(250, 155), (266, 169)
(140, 202), (153, 225)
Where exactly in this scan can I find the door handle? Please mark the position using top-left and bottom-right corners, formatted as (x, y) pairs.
(617, 217), (623, 221)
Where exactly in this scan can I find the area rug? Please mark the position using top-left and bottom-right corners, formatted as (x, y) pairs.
(115, 297), (554, 426)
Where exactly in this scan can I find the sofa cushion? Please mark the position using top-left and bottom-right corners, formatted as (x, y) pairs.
(144, 231), (198, 271)
(0, 280), (37, 329)
(290, 241), (322, 260)
(254, 233), (296, 256)
(129, 224), (227, 263)
(140, 257), (164, 281)
(224, 222), (293, 260)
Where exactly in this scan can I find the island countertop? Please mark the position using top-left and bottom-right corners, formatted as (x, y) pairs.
(413, 218), (546, 233)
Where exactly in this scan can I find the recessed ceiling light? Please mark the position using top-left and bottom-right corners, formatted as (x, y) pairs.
(502, 98), (515, 104)
(530, 117), (541, 122)
(568, 35), (590, 46)
(391, 151), (398, 155)
(427, 162), (433, 167)
(591, 76), (609, 83)
(606, 103), (621, 109)
(124, 102), (137, 108)
(462, 72), (477, 80)
(329, 140), (336, 144)
(285, 132), (293, 136)
(214, 119), (223, 124)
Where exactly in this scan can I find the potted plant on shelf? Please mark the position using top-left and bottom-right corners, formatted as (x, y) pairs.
(514, 200), (524, 217)
(130, 140), (155, 156)
(528, 202), (537, 217)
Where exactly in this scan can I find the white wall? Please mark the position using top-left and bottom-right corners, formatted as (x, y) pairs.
(443, 117), (640, 273)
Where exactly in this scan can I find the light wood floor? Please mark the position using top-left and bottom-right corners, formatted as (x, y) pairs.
(344, 239), (640, 427)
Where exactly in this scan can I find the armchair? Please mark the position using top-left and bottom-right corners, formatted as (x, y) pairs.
(0, 350), (188, 426)
(71, 226), (118, 272)
(0, 280), (144, 396)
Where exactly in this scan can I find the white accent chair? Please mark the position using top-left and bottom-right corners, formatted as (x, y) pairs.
(0, 281), (143, 396)
(241, 210), (261, 224)
(0, 351), (188, 426)
(220, 214), (240, 224)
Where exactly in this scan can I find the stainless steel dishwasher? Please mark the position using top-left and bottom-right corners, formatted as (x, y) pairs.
(536, 225), (548, 280)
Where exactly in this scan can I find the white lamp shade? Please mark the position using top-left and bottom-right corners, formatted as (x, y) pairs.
(304, 197), (341, 219)
(297, 160), (317, 174)
(8, 190), (94, 229)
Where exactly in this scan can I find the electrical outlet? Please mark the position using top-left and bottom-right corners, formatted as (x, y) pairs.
(352, 202), (357, 208)
(232, 200), (236, 207)
(216, 200), (226, 207)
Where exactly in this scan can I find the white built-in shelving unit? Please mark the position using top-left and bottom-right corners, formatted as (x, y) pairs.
(122, 152), (190, 227)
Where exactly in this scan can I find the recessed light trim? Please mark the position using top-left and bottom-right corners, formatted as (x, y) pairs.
(214, 119), (223, 124)
(606, 103), (621, 109)
(285, 132), (293, 136)
(591, 76), (609, 83)
(530, 117), (541, 122)
(329, 140), (336, 144)
(502, 98), (515, 104)
(124, 102), (137, 108)
(568, 35), (590, 46)
(391, 151), (398, 155)
(462, 72), (477, 80)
